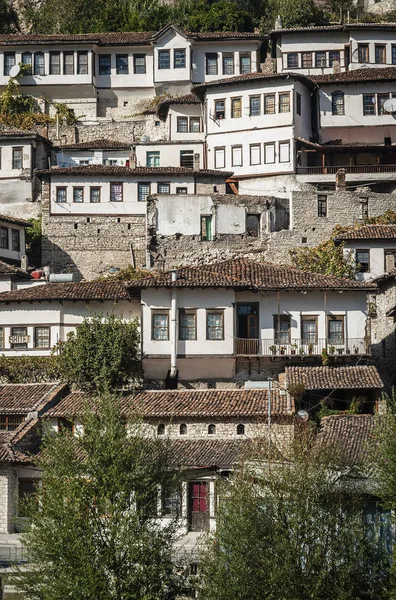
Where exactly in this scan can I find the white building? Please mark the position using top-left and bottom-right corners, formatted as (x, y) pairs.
(0, 213), (29, 266)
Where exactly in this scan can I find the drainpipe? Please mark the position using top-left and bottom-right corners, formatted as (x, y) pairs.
(170, 270), (178, 378)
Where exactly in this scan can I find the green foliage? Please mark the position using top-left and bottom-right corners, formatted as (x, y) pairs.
(56, 311), (142, 392)
(365, 209), (396, 225)
(11, 394), (183, 600)
(185, 0), (254, 32)
(95, 264), (151, 281)
(0, 0), (19, 33)
(25, 217), (42, 267)
(290, 238), (356, 279)
(261, 0), (328, 31)
(0, 354), (60, 383)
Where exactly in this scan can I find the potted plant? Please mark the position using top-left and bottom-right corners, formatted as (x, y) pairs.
(280, 346), (286, 355)
(291, 343), (298, 355)
(329, 345), (336, 355)
(321, 348), (330, 366)
(269, 345), (277, 355)
(308, 343), (314, 355)
(337, 347), (344, 355)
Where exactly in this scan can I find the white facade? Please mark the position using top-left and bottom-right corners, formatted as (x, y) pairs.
(56, 148), (130, 168)
(0, 217), (27, 264)
(342, 239), (396, 281)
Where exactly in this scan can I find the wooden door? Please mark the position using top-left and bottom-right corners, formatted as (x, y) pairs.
(188, 482), (209, 532)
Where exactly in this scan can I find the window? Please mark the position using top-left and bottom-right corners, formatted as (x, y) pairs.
(4, 52), (15, 76)
(21, 52), (32, 74)
(11, 229), (20, 252)
(378, 94), (389, 115)
(110, 182), (123, 202)
(215, 99), (225, 119)
(361, 198), (369, 218)
(287, 53), (298, 68)
(279, 92), (290, 113)
(0, 414), (24, 431)
(329, 50), (340, 67)
(73, 187), (83, 203)
(214, 147), (225, 169)
(18, 479), (39, 517)
(302, 52), (312, 68)
(240, 52), (251, 74)
(177, 117), (188, 133)
(363, 95), (376, 115)
(356, 250), (370, 273)
(328, 316), (344, 344)
(0, 227), (8, 249)
(384, 250), (396, 272)
(190, 117), (200, 133)
(134, 54), (146, 74)
(99, 55), (111, 75)
(116, 54), (128, 74)
(207, 311), (224, 340)
(34, 326), (50, 348)
(201, 215), (212, 241)
(223, 53), (234, 75)
(246, 214), (260, 237)
(90, 187), (101, 203)
(274, 315), (291, 343)
(231, 145), (242, 167)
(63, 52), (74, 75)
(264, 143), (275, 164)
(174, 49), (186, 69)
(179, 423), (187, 435)
(332, 91), (344, 115)
(249, 95), (260, 116)
(56, 187), (67, 203)
(358, 44), (369, 63)
(315, 52), (326, 67)
(157, 423), (165, 436)
(157, 182), (170, 194)
(58, 418), (74, 434)
(49, 52), (60, 75)
(231, 97), (242, 118)
(302, 318), (317, 344)
(179, 310), (196, 340)
(375, 45), (386, 64)
(250, 144), (261, 165)
(206, 53), (218, 75)
(237, 424), (245, 435)
(317, 194), (327, 217)
(11, 326), (28, 349)
(296, 92), (302, 116)
(162, 481), (181, 517)
(392, 45), (396, 65)
(146, 151), (160, 167)
(12, 147), (23, 169)
(77, 51), (88, 74)
(180, 150), (194, 168)
(279, 141), (290, 163)
(158, 50), (170, 70)
(33, 52), (45, 75)
(176, 187), (187, 194)
(138, 182), (150, 202)
(152, 313), (168, 340)
(264, 94), (275, 114)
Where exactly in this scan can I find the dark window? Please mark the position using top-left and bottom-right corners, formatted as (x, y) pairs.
(223, 53), (234, 75)
(157, 182), (170, 194)
(392, 45), (396, 65)
(361, 198), (369, 218)
(56, 187), (67, 203)
(152, 313), (168, 340)
(77, 51), (88, 74)
(63, 52), (74, 75)
(332, 91), (344, 115)
(302, 52), (312, 68)
(279, 93), (290, 113)
(363, 95), (376, 115)
(34, 326), (50, 348)
(274, 315), (291, 344)
(208, 424), (216, 435)
(329, 50), (340, 67)
(133, 54), (146, 74)
(287, 53), (298, 68)
(4, 52), (15, 76)
(11, 229), (20, 252)
(240, 52), (251, 74)
(162, 481), (181, 516)
(138, 183), (150, 202)
(190, 117), (200, 132)
(215, 99), (225, 119)
(180, 150), (194, 168)
(49, 52), (60, 75)
(58, 418), (74, 434)
(116, 54), (128, 74)
(249, 95), (260, 116)
(302, 318), (317, 344)
(174, 49), (186, 69)
(0, 414), (24, 431)
(157, 423), (165, 436)
(177, 117), (188, 132)
(12, 147), (23, 169)
(158, 50), (170, 69)
(207, 311), (224, 340)
(11, 326), (28, 349)
(206, 53), (218, 75)
(246, 214), (260, 237)
(179, 310), (196, 340)
(237, 424), (245, 435)
(375, 45), (386, 64)
(296, 92), (302, 116)
(73, 187), (83, 203)
(176, 187), (187, 194)
(99, 55), (111, 75)
(21, 52), (32, 74)
(328, 317), (344, 344)
(315, 52), (326, 67)
(180, 423), (187, 435)
(356, 250), (370, 272)
(201, 215), (212, 241)
(318, 194), (327, 217)
(358, 44), (369, 63)
(90, 187), (101, 203)
(231, 97), (242, 118)
(264, 94), (275, 114)
(18, 479), (38, 516)
(0, 227), (8, 249)
(110, 182), (123, 202)
(34, 52), (45, 75)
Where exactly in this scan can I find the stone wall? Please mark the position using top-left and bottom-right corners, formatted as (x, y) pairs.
(0, 464), (17, 534)
(369, 283), (396, 383)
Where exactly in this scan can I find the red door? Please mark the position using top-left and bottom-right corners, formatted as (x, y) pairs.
(188, 482), (209, 532)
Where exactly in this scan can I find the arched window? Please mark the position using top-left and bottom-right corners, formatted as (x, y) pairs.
(332, 91), (344, 116)
(208, 424), (216, 435)
(180, 423), (187, 435)
(157, 423), (165, 436)
(34, 52), (45, 76)
(21, 52), (32, 74)
(237, 423), (245, 435)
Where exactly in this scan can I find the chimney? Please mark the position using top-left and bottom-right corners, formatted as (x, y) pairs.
(335, 168), (346, 191)
(129, 146), (137, 169)
(20, 255), (28, 272)
(275, 15), (282, 30)
(193, 153), (200, 171)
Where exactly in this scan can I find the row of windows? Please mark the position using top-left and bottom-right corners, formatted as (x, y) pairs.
(98, 53), (146, 75)
(0, 414), (25, 431)
(205, 51), (251, 76)
(0, 147), (23, 170)
(356, 43), (396, 65)
(176, 117), (201, 133)
(329, 91), (396, 116)
(0, 227), (20, 252)
(158, 49), (186, 70)
(353, 249), (396, 274)
(214, 141), (291, 169)
(55, 182), (189, 204)
(274, 315), (346, 345)
(152, 310), (224, 341)
(4, 51), (89, 76)
(286, 49), (342, 69)
(145, 149), (198, 168)
(213, 92), (291, 120)
(157, 423), (245, 436)
(316, 195), (369, 219)
(0, 326), (50, 349)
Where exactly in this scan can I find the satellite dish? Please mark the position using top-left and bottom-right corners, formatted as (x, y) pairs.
(9, 64), (20, 78)
(383, 98), (396, 114)
(296, 410), (309, 423)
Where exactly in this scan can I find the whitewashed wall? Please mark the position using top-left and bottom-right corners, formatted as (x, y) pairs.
(275, 31), (349, 75)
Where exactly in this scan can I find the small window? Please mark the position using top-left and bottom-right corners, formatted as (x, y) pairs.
(315, 51), (326, 68)
(231, 97), (242, 118)
(392, 45), (396, 65)
(332, 91), (344, 115)
(231, 145), (242, 167)
(174, 49), (186, 69)
(189, 117), (201, 133)
(138, 182), (150, 202)
(110, 182), (123, 202)
(329, 50), (340, 67)
(358, 44), (369, 63)
(34, 326), (50, 348)
(12, 147), (23, 170)
(157, 423), (165, 436)
(287, 53), (298, 68)
(206, 53), (218, 75)
(206, 311), (224, 340)
(208, 424), (216, 435)
(177, 117), (188, 133)
(77, 51), (88, 75)
(116, 54), (128, 74)
(146, 151), (160, 167)
(157, 182), (170, 194)
(363, 95), (376, 116)
(356, 250), (370, 273)
(49, 52), (60, 75)
(246, 214), (260, 237)
(134, 54), (146, 74)
(180, 423), (187, 435)
(0, 414), (24, 431)
(11, 326), (28, 349)
(274, 315), (291, 344)
(180, 150), (194, 168)
(0, 227), (9, 249)
(250, 144), (261, 165)
(237, 424), (245, 435)
(279, 141), (290, 163)
(152, 313), (169, 340)
(22, 52), (32, 74)
(361, 198), (369, 218)
(11, 229), (20, 252)
(73, 187), (83, 203)
(176, 187), (187, 194)
(223, 53), (234, 75)
(378, 94), (389, 115)
(328, 316), (344, 344)
(201, 215), (212, 241)
(317, 194), (327, 217)
(63, 52), (74, 75)
(179, 310), (196, 340)
(279, 93), (290, 113)
(90, 187), (101, 203)
(296, 92), (302, 116)
(215, 99), (225, 119)
(264, 94), (275, 115)
(249, 95), (260, 116)
(240, 52), (251, 74)
(264, 143), (275, 164)
(56, 187), (67, 203)
(375, 45), (386, 64)
(214, 147), (225, 169)
(99, 55), (111, 75)
(302, 52), (312, 68)
(158, 50), (170, 70)
(57, 418), (74, 434)
(162, 482), (181, 517)
(4, 52), (15, 76)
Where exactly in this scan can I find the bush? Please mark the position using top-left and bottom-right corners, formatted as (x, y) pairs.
(0, 355), (60, 383)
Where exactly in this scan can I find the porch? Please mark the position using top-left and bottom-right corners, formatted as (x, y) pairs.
(234, 338), (369, 357)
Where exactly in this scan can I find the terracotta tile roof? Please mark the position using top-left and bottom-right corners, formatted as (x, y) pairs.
(316, 414), (375, 465)
(285, 366), (384, 391)
(193, 72), (316, 97)
(170, 439), (252, 468)
(0, 260), (30, 278)
(0, 417), (41, 463)
(335, 225), (396, 241)
(271, 23), (396, 36)
(57, 138), (130, 151)
(0, 280), (141, 303)
(157, 94), (201, 119)
(44, 388), (294, 419)
(0, 383), (64, 413)
(188, 31), (263, 40)
(128, 258), (377, 291)
(311, 67), (396, 85)
(0, 213), (31, 227)
(36, 165), (231, 178)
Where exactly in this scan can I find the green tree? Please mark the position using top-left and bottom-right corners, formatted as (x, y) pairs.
(289, 238), (356, 278)
(25, 218), (42, 268)
(0, 0), (19, 32)
(261, 0), (328, 31)
(201, 438), (388, 600)
(182, 0), (254, 32)
(11, 394), (183, 600)
(57, 311), (141, 392)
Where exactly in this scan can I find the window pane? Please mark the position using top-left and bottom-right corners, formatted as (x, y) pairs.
(22, 52), (32, 74)
(356, 250), (369, 272)
(328, 319), (343, 343)
(179, 311), (196, 340)
(50, 52), (60, 75)
(11, 326), (27, 349)
(363, 95), (376, 115)
(134, 54), (146, 74)
(231, 98), (242, 118)
(73, 188), (83, 203)
(177, 117), (188, 133)
(240, 53), (251, 74)
(287, 53), (298, 68)
(63, 52), (74, 75)
(249, 96), (260, 116)
(153, 314), (168, 340)
(378, 94), (389, 115)
(4, 53), (15, 76)
(375, 45), (386, 64)
(12, 148), (23, 169)
(279, 93), (290, 113)
(11, 229), (20, 252)
(279, 142), (290, 163)
(215, 100), (225, 119)
(274, 316), (290, 343)
(302, 52), (312, 68)
(315, 52), (326, 67)
(174, 49), (186, 69)
(317, 195), (327, 217)
(180, 150), (194, 168)
(99, 55), (111, 75)
(302, 320), (316, 343)
(90, 188), (100, 203)
(56, 187), (67, 203)
(207, 312), (223, 340)
(329, 51), (340, 67)
(264, 143), (275, 164)
(116, 54), (128, 74)
(189, 117), (200, 133)
(332, 92), (344, 115)
(146, 151), (160, 167)
(250, 144), (261, 165)
(206, 53), (218, 75)
(138, 183), (150, 202)
(0, 227), (9, 249)
(215, 147), (225, 169)
(392, 46), (396, 65)
(78, 52), (88, 75)
(35, 326), (50, 348)
(110, 183), (123, 202)
(358, 45), (369, 63)
(264, 95), (275, 114)
(232, 146), (242, 167)
(157, 183), (170, 194)
(158, 50), (170, 69)
(223, 54), (234, 75)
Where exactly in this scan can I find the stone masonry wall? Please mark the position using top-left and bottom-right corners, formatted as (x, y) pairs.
(0, 464), (17, 534)
(369, 283), (396, 383)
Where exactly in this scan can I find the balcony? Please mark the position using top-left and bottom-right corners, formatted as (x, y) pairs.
(235, 338), (369, 357)
(296, 165), (396, 175)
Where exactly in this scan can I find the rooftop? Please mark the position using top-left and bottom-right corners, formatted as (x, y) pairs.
(157, 93), (201, 119)
(193, 72), (316, 97)
(271, 22), (396, 36)
(285, 366), (383, 391)
(56, 138), (131, 151)
(35, 165), (231, 178)
(0, 280), (140, 303)
(0, 214), (31, 228)
(170, 439), (252, 469)
(335, 225), (396, 241)
(316, 414), (375, 465)
(311, 67), (396, 85)
(0, 383), (65, 414)
(0, 261), (30, 278)
(0, 417), (41, 463)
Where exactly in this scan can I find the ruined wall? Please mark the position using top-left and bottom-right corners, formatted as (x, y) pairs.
(369, 283), (396, 383)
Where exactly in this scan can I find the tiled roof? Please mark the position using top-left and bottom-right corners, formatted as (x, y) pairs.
(157, 94), (201, 119)
(311, 67), (396, 85)
(57, 138), (130, 151)
(193, 72), (316, 97)
(0, 417), (41, 463)
(0, 280), (141, 303)
(0, 260), (30, 278)
(170, 439), (252, 468)
(0, 213), (31, 227)
(0, 383), (64, 413)
(316, 414), (375, 465)
(271, 23), (396, 36)
(44, 388), (294, 419)
(335, 225), (396, 241)
(35, 165), (231, 178)
(285, 366), (383, 391)
(128, 258), (376, 291)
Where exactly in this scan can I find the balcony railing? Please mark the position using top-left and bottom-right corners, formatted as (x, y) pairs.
(235, 338), (369, 357)
(296, 165), (396, 175)
(0, 544), (28, 565)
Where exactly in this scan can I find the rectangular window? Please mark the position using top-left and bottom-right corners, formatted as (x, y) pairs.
(231, 97), (242, 118)
(116, 54), (128, 74)
(0, 227), (8, 249)
(273, 315), (291, 344)
(158, 50), (170, 70)
(358, 44), (369, 63)
(214, 147), (225, 169)
(317, 194), (327, 217)
(189, 117), (201, 133)
(110, 182), (123, 202)
(138, 182), (150, 202)
(287, 53), (298, 68)
(73, 188), (83, 203)
(378, 94), (389, 115)
(264, 94), (275, 114)
(4, 52), (15, 76)
(315, 52), (326, 67)
(174, 49), (186, 69)
(12, 147), (23, 169)
(0, 326), (4, 349)
(356, 250), (370, 273)
(240, 52), (251, 74)
(206, 53), (218, 75)
(215, 99), (225, 119)
(11, 326), (28, 349)
(302, 52), (312, 68)
(201, 215), (212, 241)
(361, 198), (369, 218)
(152, 313), (168, 340)
(296, 92), (301, 116)
(180, 150), (194, 168)
(392, 45), (396, 65)
(63, 52), (74, 75)
(146, 151), (160, 167)
(162, 481), (181, 516)
(231, 145), (242, 167)
(250, 144), (261, 165)
(222, 53), (234, 75)
(363, 94), (376, 115)
(77, 51), (88, 75)
(207, 311), (224, 340)
(0, 414), (24, 431)
(179, 310), (196, 340)
(49, 52), (60, 75)
(177, 117), (188, 133)
(90, 187), (100, 203)
(264, 143), (275, 164)
(332, 91), (344, 115)
(56, 187), (67, 203)
(329, 50), (340, 67)
(133, 54), (146, 74)
(279, 92), (290, 113)
(301, 318), (317, 344)
(176, 187), (187, 194)
(99, 55), (111, 75)
(249, 95), (260, 116)
(246, 214), (259, 237)
(328, 317), (344, 344)
(34, 326), (50, 348)
(157, 182), (170, 194)
(11, 229), (20, 252)
(375, 45), (386, 64)
(279, 141), (290, 163)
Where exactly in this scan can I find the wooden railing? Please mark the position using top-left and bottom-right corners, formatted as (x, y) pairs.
(296, 165), (396, 175)
(235, 338), (369, 356)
